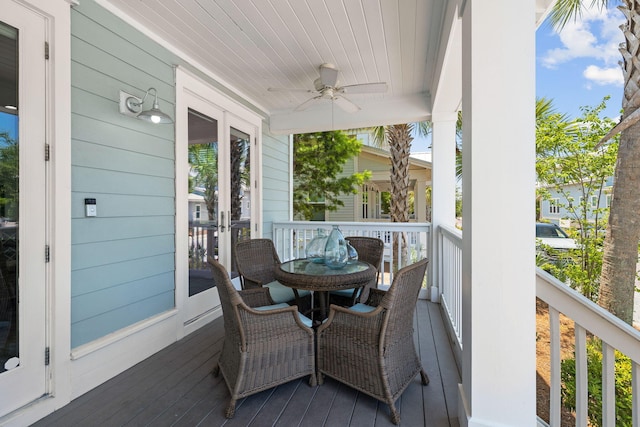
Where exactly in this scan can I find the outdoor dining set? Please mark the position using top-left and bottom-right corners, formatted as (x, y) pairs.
(208, 235), (429, 425)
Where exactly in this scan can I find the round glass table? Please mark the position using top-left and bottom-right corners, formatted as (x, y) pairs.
(275, 259), (376, 321)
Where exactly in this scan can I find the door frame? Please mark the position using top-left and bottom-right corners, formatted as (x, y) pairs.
(0, 0), (71, 424)
(175, 67), (263, 338)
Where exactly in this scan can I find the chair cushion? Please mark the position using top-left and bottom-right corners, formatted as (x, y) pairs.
(254, 303), (313, 327)
(265, 280), (311, 304)
(349, 303), (376, 313)
(330, 288), (359, 298)
(254, 303), (290, 311)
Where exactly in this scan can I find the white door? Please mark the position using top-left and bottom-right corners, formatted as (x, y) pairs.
(0, 1), (48, 415)
(181, 96), (223, 326)
(176, 71), (259, 332)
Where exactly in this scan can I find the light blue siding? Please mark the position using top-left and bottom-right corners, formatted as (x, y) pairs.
(540, 182), (612, 224)
(71, 2), (178, 347)
(262, 131), (290, 239)
(70, 2), (290, 347)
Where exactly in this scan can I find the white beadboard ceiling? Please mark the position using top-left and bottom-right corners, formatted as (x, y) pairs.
(99, 0), (553, 134)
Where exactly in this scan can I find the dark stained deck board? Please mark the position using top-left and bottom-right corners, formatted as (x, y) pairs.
(424, 303), (461, 427)
(34, 301), (459, 427)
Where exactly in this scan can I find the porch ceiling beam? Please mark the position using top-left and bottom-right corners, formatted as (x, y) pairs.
(268, 93), (430, 135)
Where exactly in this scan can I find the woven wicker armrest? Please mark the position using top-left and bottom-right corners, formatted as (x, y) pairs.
(364, 288), (386, 307)
(239, 304), (314, 338)
(238, 287), (274, 307)
(316, 303), (385, 337)
(241, 277), (264, 290)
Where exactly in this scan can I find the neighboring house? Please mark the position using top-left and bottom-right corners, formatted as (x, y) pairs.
(539, 176), (613, 225)
(325, 145), (432, 223)
(1, 1), (555, 426)
(188, 186), (250, 223)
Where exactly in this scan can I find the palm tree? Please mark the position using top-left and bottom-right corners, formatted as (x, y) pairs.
(367, 122), (431, 269)
(550, 0), (638, 324)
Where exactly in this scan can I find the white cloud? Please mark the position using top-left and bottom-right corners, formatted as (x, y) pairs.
(541, 5), (624, 71)
(583, 65), (623, 86)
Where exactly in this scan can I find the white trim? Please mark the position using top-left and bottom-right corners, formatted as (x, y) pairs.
(69, 312), (178, 400)
(70, 310), (177, 360)
(0, 1), (71, 425)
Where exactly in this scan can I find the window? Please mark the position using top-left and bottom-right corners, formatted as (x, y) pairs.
(362, 185), (369, 219)
(549, 198), (560, 214)
(590, 195), (598, 209)
(195, 205), (201, 220)
(606, 194), (612, 207)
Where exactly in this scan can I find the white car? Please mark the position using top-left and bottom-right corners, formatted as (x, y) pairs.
(536, 223), (577, 250)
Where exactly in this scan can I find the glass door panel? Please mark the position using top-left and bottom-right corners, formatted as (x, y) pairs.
(0, 20), (19, 376)
(228, 127), (251, 279)
(187, 109), (218, 297)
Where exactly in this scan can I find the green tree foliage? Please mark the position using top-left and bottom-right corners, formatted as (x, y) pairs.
(0, 132), (18, 220)
(188, 143), (218, 220)
(293, 131), (370, 220)
(536, 98), (618, 299)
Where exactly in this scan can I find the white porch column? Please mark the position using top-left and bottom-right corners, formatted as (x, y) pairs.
(430, 116), (457, 302)
(459, 1), (537, 426)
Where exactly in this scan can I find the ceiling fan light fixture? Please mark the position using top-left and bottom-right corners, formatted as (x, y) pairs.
(268, 62), (387, 113)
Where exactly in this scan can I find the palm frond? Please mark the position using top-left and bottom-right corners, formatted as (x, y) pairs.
(549, 0), (609, 30)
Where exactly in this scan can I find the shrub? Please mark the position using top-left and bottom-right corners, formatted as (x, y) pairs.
(560, 338), (633, 426)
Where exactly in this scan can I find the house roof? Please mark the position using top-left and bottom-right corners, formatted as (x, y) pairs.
(97, 0), (554, 135)
(360, 145), (432, 169)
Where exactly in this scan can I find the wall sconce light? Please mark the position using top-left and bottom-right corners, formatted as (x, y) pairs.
(119, 87), (173, 124)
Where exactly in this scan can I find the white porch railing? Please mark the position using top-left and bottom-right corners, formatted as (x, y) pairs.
(272, 221), (431, 294)
(438, 225), (463, 353)
(435, 224), (640, 426)
(536, 268), (640, 427)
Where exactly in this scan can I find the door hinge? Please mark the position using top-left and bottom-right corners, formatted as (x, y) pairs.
(45, 347), (50, 365)
(45, 245), (50, 263)
(45, 144), (50, 161)
(45, 41), (50, 60)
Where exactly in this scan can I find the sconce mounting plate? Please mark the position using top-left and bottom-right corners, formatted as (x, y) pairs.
(119, 91), (141, 118)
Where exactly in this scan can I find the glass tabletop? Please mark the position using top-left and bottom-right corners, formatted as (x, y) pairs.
(279, 259), (370, 276)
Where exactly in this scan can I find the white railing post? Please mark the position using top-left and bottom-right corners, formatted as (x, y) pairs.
(575, 325), (588, 427)
(549, 307), (561, 427)
(602, 343), (615, 427)
(633, 363), (639, 427)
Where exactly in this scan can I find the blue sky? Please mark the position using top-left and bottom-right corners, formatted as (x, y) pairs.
(413, 4), (626, 153)
(536, 4), (625, 120)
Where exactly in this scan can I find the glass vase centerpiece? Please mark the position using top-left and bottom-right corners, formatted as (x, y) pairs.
(306, 228), (328, 264)
(324, 225), (348, 269)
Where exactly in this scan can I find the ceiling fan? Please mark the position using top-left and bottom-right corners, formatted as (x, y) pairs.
(268, 63), (387, 113)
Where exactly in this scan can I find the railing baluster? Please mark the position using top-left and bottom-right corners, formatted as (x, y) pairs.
(549, 307), (561, 427)
(575, 325), (588, 427)
(602, 342), (615, 427)
(633, 362), (639, 427)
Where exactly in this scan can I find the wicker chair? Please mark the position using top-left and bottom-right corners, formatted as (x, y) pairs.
(329, 236), (384, 306)
(234, 238), (310, 306)
(208, 257), (316, 418)
(316, 257), (429, 425)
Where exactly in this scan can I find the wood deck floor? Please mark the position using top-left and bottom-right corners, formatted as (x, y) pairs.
(34, 301), (460, 427)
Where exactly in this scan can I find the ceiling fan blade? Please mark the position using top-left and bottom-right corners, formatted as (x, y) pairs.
(339, 82), (388, 94)
(294, 96), (322, 112)
(319, 63), (339, 87)
(268, 87), (314, 93)
(333, 95), (360, 113)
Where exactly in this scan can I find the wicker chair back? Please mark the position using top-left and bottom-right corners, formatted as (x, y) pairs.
(234, 238), (281, 289)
